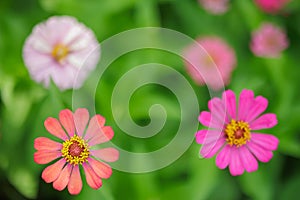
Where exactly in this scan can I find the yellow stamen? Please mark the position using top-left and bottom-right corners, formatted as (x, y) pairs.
(61, 135), (89, 165)
(225, 119), (251, 147)
(51, 44), (69, 62)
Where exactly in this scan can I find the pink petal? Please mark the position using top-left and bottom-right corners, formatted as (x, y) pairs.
(198, 111), (223, 129)
(200, 137), (225, 158)
(87, 158), (112, 179)
(229, 147), (244, 176)
(84, 114), (106, 141)
(195, 130), (207, 144)
(247, 141), (274, 162)
(74, 108), (89, 137)
(67, 165), (82, 195)
(238, 89), (254, 121)
(208, 97), (228, 124)
(53, 164), (72, 191)
(42, 158), (66, 183)
(88, 126), (114, 146)
(34, 137), (62, 151)
(82, 163), (103, 189)
(246, 96), (268, 122)
(59, 109), (75, 137)
(196, 129), (223, 145)
(222, 90), (236, 120)
(239, 146), (258, 173)
(250, 113), (277, 130)
(91, 148), (119, 162)
(216, 145), (231, 169)
(251, 133), (279, 151)
(44, 117), (68, 140)
(34, 151), (61, 164)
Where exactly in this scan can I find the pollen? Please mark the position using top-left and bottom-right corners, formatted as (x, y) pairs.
(61, 135), (89, 165)
(225, 119), (251, 147)
(51, 43), (69, 62)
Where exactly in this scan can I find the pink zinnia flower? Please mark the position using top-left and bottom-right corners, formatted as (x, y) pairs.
(250, 23), (289, 58)
(34, 108), (119, 195)
(198, 0), (229, 15)
(23, 16), (100, 90)
(183, 37), (236, 91)
(254, 0), (290, 13)
(196, 89), (279, 176)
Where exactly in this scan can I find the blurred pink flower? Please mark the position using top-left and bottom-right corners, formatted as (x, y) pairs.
(196, 89), (279, 176)
(34, 108), (119, 195)
(250, 23), (288, 58)
(254, 0), (290, 13)
(183, 36), (236, 91)
(23, 16), (100, 90)
(199, 0), (229, 15)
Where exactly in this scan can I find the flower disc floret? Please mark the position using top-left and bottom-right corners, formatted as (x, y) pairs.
(62, 135), (89, 165)
(225, 119), (251, 147)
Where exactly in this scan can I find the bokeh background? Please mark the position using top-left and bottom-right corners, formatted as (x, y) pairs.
(1, 0), (300, 199)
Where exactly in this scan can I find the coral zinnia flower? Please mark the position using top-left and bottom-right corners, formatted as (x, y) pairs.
(183, 37), (236, 91)
(254, 0), (290, 13)
(198, 0), (229, 15)
(23, 16), (100, 90)
(34, 108), (119, 195)
(196, 89), (279, 176)
(250, 22), (289, 58)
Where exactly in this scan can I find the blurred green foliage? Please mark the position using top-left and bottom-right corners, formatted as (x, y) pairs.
(1, 0), (300, 199)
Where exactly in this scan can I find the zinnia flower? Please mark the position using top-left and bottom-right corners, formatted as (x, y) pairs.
(183, 36), (236, 91)
(34, 108), (119, 195)
(198, 0), (229, 15)
(196, 89), (279, 176)
(254, 0), (290, 13)
(23, 16), (100, 90)
(250, 22), (289, 58)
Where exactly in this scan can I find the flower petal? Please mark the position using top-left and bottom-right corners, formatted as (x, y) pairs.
(198, 111), (223, 129)
(208, 97), (228, 124)
(250, 113), (277, 130)
(88, 158), (112, 179)
(88, 126), (114, 146)
(91, 148), (119, 162)
(82, 163), (103, 189)
(251, 133), (279, 150)
(34, 151), (61, 164)
(42, 158), (66, 183)
(53, 164), (72, 191)
(222, 90), (236, 120)
(247, 141), (274, 162)
(246, 96), (268, 122)
(229, 147), (244, 176)
(195, 130), (207, 144)
(44, 117), (68, 140)
(34, 137), (62, 151)
(238, 89), (254, 121)
(68, 165), (82, 195)
(59, 109), (75, 137)
(216, 145), (231, 169)
(239, 146), (258, 173)
(84, 114), (106, 141)
(74, 108), (89, 137)
(200, 137), (225, 158)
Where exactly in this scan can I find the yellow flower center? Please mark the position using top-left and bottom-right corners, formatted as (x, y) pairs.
(61, 135), (89, 165)
(51, 44), (69, 62)
(225, 119), (251, 147)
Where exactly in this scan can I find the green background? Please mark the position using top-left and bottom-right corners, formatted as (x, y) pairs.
(1, 0), (300, 199)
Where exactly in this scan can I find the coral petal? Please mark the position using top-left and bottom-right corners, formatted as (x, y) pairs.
(34, 137), (62, 151)
(88, 126), (114, 146)
(74, 108), (89, 137)
(88, 158), (112, 179)
(91, 148), (119, 162)
(59, 109), (75, 137)
(68, 165), (82, 195)
(82, 163), (103, 189)
(42, 158), (66, 183)
(84, 115), (106, 141)
(34, 151), (61, 164)
(44, 117), (68, 140)
(53, 164), (72, 191)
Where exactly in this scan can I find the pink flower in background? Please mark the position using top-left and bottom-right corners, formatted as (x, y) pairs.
(23, 16), (100, 90)
(183, 37), (236, 91)
(196, 89), (279, 176)
(254, 0), (290, 13)
(34, 108), (119, 195)
(199, 0), (229, 15)
(250, 23), (288, 58)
